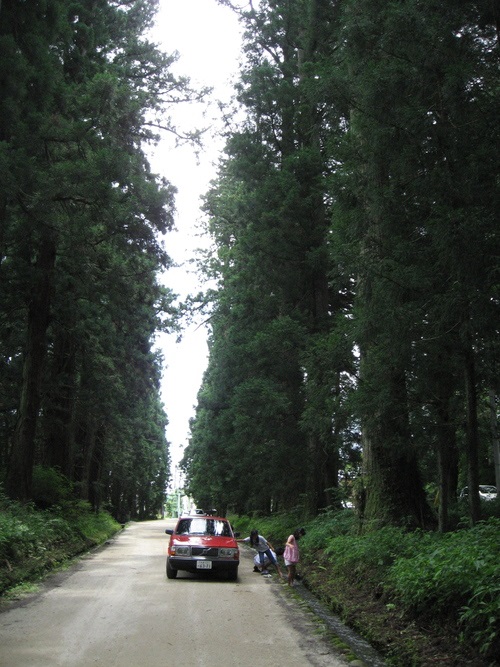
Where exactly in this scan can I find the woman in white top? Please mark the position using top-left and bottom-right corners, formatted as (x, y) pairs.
(238, 529), (283, 578)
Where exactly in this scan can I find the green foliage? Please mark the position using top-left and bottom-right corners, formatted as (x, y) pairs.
(299, 507), (359, 552)
(31, 466), (73, 509)
(188, 0), (500, 530)
(460, 581), (500, 657)
(310, 513), (500, 657)
(322, 525), (430, 586)
(187, 0), (355, 514)
(0, 0), (208, 513)
(292, 510), (500, 659)
(207, 0), (500, 526)
(388, 519), (500, 610)
(387, 519), (500, 656)
(0, 489), (120, 595)
(230, 510), (500, 661)
(164, 493), (180, 518)
(72, 506), (121, 546)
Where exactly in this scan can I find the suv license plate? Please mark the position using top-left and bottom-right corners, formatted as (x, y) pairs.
(197, 561), (212, 570)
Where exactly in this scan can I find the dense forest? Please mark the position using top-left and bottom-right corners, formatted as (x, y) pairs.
(182, 0), (500, 530)
(1, 0), (499, 532)
(0, 0), (203, 520)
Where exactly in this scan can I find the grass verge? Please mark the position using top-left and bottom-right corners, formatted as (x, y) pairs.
(230, 509), (500, 667)
(0, 492), (121, 597)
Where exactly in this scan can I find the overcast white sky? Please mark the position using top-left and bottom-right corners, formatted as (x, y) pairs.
(148, 1), (243, 477)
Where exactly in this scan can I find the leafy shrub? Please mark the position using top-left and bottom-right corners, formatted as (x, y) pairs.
(74, 505), (120, 545)
(232, 510), (500, 661)
(229, 513), (257, 537)
(320, 525), (431, 585)
(0, 496), (50, 563)
(388, 519), (500, 611)
(31, 466), (73, 508)
(387, 518), (500, 656)
(0, 489), (120, 595)
(0, 512), (27, 560)
(459, 581), (500, 657)
(300, 507), (358, 552)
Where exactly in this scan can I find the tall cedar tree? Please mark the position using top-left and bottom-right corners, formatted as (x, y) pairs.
(334, 0), (500, 527)
(185, 0), (356, 513)
(187, 0), (500, 526)
(0, 0), (198, 516)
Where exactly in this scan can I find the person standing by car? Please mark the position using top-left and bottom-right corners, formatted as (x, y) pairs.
(238, 529), (283, 578)
(283, 528), (305, 586)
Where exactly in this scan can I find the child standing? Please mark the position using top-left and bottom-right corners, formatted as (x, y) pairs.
(283, 528), (305, 586)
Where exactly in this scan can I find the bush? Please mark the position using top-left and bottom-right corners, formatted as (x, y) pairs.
(459, 580), (500, 657)
(31, 466), (73, 509)
(0, 489), (121, 595)
(73, 504), (120, 545)
(231, 510), (500, 662)
(314, 524), (431, 587)
(300, 507), (358, 552)
(387, 518), (500, 656)
(0, 496), (51, 563)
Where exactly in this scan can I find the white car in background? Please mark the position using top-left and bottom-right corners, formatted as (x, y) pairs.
(460, 485), (497, 501)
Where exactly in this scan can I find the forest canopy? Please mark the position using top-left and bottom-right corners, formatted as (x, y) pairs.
(0, 0), (204, 520)
(1, 0), (499, 529)
(182, 0), (500, 530)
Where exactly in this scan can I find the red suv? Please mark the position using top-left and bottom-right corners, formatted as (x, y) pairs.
(165, 516), (240, 580)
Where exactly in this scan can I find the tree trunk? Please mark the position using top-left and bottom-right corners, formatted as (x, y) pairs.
(436, 415), (458, 533)
(43, 328), (77, 477)
(432, 362), (459, 532)
(362, 363), (434, 529)
(5, 231), (56, 500)
(489, 390), (500, 491)
(88, 425), (105, 512)
(79, 422), (105, 511)
(464, 343), (481, 525)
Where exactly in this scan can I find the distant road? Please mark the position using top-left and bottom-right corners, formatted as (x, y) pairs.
(0, 519), (348, 667)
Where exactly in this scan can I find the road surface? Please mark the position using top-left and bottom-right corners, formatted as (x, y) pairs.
(0, 519), (349, 667)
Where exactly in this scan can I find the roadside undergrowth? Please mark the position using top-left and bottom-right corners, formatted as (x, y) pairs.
(0, 491), (121, 597)
(231, 508), (500, 667)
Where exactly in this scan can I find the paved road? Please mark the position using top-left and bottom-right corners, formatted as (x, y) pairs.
(0, 519), (349, 667)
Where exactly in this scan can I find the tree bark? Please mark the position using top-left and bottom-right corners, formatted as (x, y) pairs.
(431, 358), (459, 532)
(5, 231), (56, 500)
(489, 390), (500, 491)
(362, 361), (434, 529)
(436, 412), (458, 533)
(43, 328), (77, 477)
(79, 421), (105, 511)
(464, 343), (481, 525)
